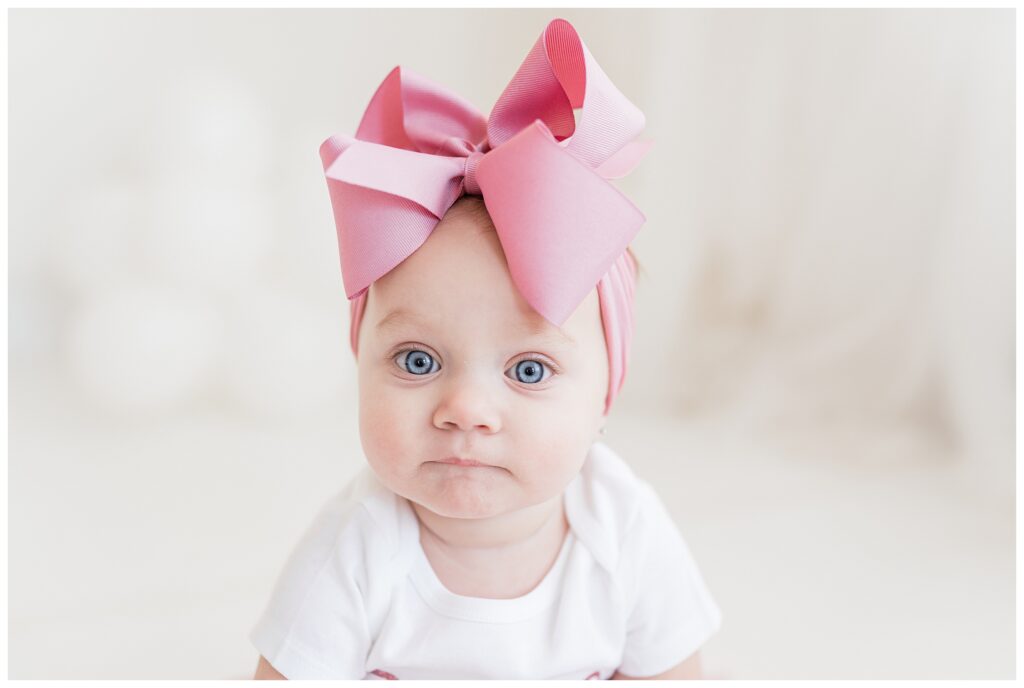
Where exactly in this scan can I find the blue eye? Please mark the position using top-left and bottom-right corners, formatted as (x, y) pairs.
(397, 349), (439, 375)
(509, 359), (549, 384)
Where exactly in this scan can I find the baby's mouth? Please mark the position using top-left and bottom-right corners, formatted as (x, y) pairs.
(434, 457), (492, 468)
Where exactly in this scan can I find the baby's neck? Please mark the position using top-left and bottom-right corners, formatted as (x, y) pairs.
(412, 495), (569, 599)
(412, 493), (566, 554)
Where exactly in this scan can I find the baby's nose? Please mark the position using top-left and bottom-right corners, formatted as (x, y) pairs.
(432, 374), (502, 434)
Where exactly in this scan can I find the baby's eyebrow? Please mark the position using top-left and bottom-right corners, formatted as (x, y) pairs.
(375, 308), (424, 332)
(376, 307), (575, 347)
(524, 316), (576, 347)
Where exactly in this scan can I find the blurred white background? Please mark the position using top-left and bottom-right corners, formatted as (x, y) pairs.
(7, 8), (1014, 679)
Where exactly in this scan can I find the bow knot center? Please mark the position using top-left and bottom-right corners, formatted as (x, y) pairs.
(462, 150), (485, 196)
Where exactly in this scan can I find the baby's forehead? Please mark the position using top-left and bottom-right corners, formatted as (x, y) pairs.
(369, 198), (602, 345)
(371, 288), (560, 337)
(372, 218), (519, 304)
(368, 278), (600, 353)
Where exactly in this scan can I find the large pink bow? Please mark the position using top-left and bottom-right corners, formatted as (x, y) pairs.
(319, 17), (651, 326)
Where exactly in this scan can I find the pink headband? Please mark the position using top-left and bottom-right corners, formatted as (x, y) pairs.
(320, 18), (650, 414)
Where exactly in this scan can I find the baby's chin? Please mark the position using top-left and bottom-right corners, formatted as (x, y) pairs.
(412, 498), (505, 521)
(384, 464), (516, 520)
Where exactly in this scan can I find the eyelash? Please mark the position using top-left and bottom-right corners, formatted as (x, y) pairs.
(391, 347), (559, 384)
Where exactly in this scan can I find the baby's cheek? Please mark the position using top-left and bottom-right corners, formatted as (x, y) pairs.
(359, 385), (405, 456)
(553, 389), (603, 444)
(522, 408), (590, 480)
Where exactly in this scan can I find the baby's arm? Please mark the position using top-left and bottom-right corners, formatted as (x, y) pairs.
(253, 655), (287, 680)
(611, 650), (703, 680)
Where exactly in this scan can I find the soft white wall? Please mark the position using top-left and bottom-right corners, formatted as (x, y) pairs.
(623, 10), (1014, 491)
(7, 8), (1014, 679)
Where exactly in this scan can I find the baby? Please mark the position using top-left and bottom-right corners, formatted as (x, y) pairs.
(249, 18), (721, 680)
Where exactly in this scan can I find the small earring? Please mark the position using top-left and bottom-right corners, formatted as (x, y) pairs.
(599, 426), (607, 436)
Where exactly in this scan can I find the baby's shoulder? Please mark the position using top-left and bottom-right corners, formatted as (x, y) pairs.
(566, 442), (652, 572)
(286, 466), (410, 583)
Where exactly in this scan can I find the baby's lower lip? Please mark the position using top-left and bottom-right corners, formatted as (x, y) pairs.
(435, 458), (491, 467)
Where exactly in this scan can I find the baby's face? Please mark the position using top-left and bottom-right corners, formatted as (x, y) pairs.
(356, 199), (609, 520)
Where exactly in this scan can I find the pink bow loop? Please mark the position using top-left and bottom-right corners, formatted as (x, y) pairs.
(355, 65), (488, 157)
(322, 137), (466, 219)
(487, 17), (647, 172)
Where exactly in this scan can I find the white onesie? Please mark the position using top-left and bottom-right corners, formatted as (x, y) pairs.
(248, 441), (722, 679)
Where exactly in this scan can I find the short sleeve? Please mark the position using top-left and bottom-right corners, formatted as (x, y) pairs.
(615, 480), (722, 678)
(248, 490), (380, 679)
